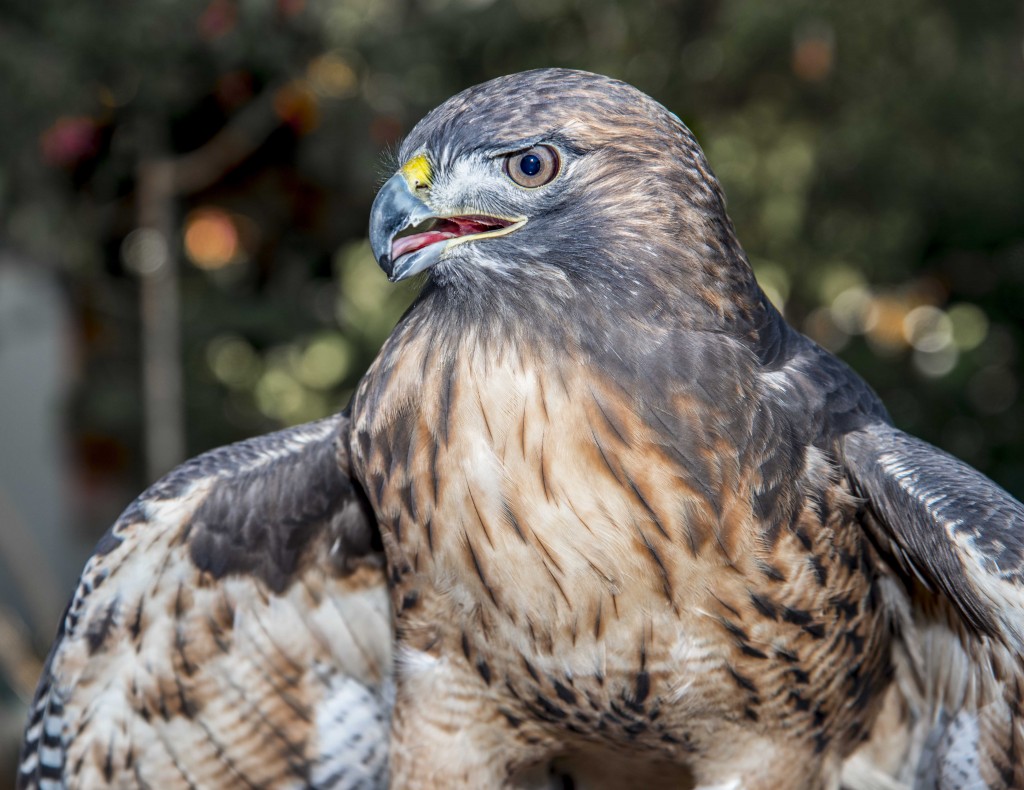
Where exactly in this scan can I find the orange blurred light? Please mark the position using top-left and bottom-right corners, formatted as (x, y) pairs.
(274, 82), (320, 134)
(184, 208), (239, 270)
(864, 296), (910, 351)
(308, 54), (358, 99)
(792, 25), (834, 82)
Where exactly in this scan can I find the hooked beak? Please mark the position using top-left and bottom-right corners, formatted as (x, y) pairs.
(369, 170), (526, 282)
(369, 173), (437, 281)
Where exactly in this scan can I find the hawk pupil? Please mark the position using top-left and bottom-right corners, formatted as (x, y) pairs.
(520, 154), (542, 176)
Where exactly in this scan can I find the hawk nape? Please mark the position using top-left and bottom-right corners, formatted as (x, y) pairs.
(19, 69), (1024, 790)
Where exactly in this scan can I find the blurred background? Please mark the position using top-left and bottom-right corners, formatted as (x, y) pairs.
(1, 0), (1022, 781)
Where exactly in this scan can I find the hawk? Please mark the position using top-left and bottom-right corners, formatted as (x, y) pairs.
(18, 69), (1024, 790)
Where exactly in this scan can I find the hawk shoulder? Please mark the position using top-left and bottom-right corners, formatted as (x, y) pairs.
(17, 414), (392, 789)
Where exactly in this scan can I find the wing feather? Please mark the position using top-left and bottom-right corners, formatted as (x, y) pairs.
(760, 328), (1024, 787)
(16, 413), (392, 790)
(841, 421), (1024, 789)
(842, 422), (1024, 651)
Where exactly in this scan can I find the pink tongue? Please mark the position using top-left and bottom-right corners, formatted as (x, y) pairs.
(391, 229), (456, 260)
(391, 217), (504, 261)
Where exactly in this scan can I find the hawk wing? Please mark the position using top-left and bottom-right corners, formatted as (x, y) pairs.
(840, 423), (1024, 789)
(842, 422), (1024, 651)
(760, 330), (1024, 788)
(16, 413), (393, 790)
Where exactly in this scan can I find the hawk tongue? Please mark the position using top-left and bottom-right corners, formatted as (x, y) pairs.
(391, 229), (456, 260)
(391, 216), (509, 261)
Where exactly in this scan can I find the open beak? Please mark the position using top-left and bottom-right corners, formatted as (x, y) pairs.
(369, 172), (524, 282)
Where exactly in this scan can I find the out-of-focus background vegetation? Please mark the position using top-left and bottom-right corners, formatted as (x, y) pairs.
(1, 0), (1022, 780)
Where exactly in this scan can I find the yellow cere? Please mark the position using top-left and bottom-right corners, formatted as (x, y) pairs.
(400, 154), (432, 190)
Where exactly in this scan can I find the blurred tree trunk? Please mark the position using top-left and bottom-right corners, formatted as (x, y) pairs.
(136, 158), (183, 481)
(132, 89), (283, 480)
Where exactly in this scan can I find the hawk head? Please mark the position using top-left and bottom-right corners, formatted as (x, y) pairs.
(370, 68), (765, 334)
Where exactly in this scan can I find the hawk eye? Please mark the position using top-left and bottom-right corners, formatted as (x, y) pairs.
(505, 145), (560, 188)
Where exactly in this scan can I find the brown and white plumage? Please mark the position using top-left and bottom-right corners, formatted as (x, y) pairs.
(843, 424), (1024, 789)
(353, 68), (1024, 789)
(19, 68), (1024, 789)
(17, 415), (392, 789)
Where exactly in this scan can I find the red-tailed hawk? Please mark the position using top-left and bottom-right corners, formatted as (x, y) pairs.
(19, 69), (1024, 790)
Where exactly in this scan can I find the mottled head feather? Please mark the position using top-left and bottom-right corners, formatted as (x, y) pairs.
(395, 68), (766, 343)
